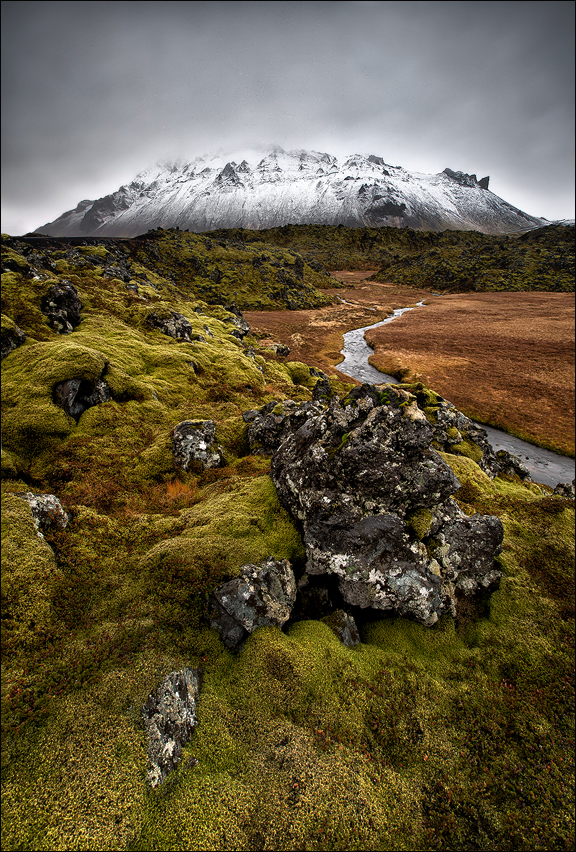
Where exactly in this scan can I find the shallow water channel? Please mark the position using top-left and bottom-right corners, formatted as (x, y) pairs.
(338, 301), (575, 488)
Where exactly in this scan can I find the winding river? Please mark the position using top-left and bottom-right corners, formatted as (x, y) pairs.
(338, 301), (575, 488)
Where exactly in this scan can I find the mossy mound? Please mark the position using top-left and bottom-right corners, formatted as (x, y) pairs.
(1, 232), (574, 851)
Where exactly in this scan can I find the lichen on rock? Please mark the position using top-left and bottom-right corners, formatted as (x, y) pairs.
(172, 419), (224, 471)
(142, 667), (202, 788)
(12, 492), (69, 538)
(40, 281), (82, 333)
(209, 558), (297, 649)
(270, 382), (504, 625)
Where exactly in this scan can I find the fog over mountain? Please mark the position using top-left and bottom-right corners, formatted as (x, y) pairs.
(1, 1), (574, 236)
(35, 147), (547, 237)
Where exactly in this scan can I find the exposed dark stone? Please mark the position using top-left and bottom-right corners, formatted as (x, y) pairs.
(53, 376), (112, 421)
(208, 559), (297, 649)
(172, 419), (224, 471)
(366, 200), (407, 219)
(223, 304), (251, 339)
(321, 609), (361, 647)
(146, 311), (199, 342)
(13, 492), (69, 538)
(1, 321), (26, 360)
(104, 263), (132, 282)
(267, 343), (290, 356)
(246, 399), (326, 455)
(495, 450), (531, 480)
(312, 375), (336, 402)
(142, 668), (202, 788)
(443, 168), (480, 187)
(422, 393), (524, 479)
(478, 176), (490, 190)
(553, 481), (575, 499)
(427, 505), (504, 596)
(41, 282), (82, 333)
(270, 384), (503, 626)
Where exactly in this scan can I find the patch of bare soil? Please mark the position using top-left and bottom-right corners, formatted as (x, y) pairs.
(366, 291), (575, 456)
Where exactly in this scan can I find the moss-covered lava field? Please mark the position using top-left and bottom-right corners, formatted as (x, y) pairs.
(1, 227), (574, 851)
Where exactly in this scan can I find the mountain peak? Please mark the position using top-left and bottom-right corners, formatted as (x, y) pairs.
(34, 147), (544, 237)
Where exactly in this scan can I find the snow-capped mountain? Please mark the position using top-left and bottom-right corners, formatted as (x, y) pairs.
(34, 146), (547, 237)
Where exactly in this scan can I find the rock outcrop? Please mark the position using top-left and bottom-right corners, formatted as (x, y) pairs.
(146, 311), (200, 342)
(209, 558), (297, 649)
(142, 668), (202, 788)
(269, 383), (504, 625)
(172, 420), (224, 471)
(13, 492), (69, 538)
(1, 316), (26, 360)
(53, 376), (112, 421)
(40, 282), (82, 333)
(553, 481), (575, 499)
(223, 304), (251, 339)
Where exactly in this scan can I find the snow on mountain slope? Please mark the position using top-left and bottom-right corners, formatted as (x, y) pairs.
(34, 147), (547, 237)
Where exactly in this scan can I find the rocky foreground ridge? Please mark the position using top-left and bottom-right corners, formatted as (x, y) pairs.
(34, 147), (547, 237)
(1, 229), (574, 851)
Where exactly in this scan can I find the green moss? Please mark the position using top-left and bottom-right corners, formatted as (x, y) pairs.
(1, 448), (20, 479)
(140, 475), (305, 610)
(77, 245), (109, 259)
(405, 508), (434, 540)
(1, 493), (64, 655)
(1, 246), (30, 272)
(284, 361), (319, 389)
(450, 435), (484, 464)
(1, 232), (574, 852)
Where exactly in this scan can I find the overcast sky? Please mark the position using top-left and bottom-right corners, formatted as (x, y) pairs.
(1, 0), (574, 235)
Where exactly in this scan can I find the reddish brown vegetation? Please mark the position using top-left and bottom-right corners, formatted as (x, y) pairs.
(244, 272), (430, 377)
(366, 291), (575, 456)
(245, 274), (575, 457)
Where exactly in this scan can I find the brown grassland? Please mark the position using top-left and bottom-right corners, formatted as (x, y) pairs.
(244, 272), (575, 457)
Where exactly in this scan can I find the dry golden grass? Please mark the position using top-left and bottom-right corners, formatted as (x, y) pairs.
(367, 291), (575, 456)
(245, 278), (575, 457)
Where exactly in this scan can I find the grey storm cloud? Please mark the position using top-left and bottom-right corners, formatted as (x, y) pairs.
(1, 0), (574, 234)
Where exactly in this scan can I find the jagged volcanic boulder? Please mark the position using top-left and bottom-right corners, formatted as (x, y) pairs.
(270, 384), (504, 625)
(146, 310), (199, 342)
(553, 482), (575, 499)
(12, 492), (69, 538)
(40, 282), (82, 333)
(172, 419), (224, 471)
(244, 375), (335, 456)
(222, 304), (251, 339)
(53, 376), (112, 421)
(245, 399), (325, 455)
(142, 668), (202, 788)
(209, 558), (296, 649)
(1, 316), (26, 360)
(384, 383), (530, 480)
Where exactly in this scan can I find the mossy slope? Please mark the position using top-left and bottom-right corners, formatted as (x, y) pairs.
(1, 233), (574, 851)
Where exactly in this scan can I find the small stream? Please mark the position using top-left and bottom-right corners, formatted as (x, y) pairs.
(338, 301), (575, 488)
